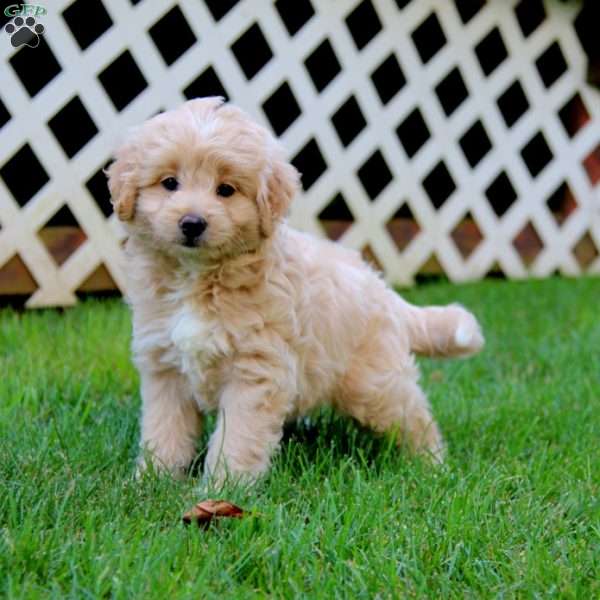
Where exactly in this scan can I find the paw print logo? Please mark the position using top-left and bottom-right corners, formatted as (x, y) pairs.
(4, 16), (45, 48)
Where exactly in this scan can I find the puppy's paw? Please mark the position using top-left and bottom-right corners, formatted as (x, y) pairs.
(135, 453), (187, 480)
(453, 308), (485, 356)
(422, 441), (446, 466)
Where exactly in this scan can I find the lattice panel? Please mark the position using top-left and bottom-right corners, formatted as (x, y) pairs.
(0, 0), (599, 307)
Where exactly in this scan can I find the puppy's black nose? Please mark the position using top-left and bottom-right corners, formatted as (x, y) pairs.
(179, 214), (207, 243)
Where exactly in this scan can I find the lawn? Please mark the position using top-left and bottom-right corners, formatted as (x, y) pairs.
(1, 277), (599, 598)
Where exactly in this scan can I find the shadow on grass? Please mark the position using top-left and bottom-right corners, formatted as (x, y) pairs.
(187, 409), (412, 483)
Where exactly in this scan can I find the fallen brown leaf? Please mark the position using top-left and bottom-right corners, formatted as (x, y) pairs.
(430, 370), (444, 382)
(182, 499), (244, 527)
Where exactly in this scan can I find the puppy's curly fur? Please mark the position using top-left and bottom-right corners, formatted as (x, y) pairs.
(107, 98), (484, 485)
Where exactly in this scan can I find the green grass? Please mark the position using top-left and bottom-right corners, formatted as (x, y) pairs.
(1, 277), (599, 598)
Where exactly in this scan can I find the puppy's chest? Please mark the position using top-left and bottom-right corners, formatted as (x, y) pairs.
(165, 305), (230, 395)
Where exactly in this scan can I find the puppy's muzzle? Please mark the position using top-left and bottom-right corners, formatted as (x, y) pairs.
(179, 214), (207, 247)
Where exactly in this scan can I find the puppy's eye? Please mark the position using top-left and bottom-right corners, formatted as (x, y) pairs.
(161, 177), (179, 191)
(216, 183), (235, 198)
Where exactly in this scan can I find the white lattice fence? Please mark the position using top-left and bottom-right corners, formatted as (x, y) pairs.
(0, 0), (599, 307)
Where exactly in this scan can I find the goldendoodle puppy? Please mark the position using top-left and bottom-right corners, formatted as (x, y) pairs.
(107, 97), (484, 485)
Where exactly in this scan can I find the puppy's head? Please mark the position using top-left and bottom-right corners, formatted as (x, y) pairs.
(106, 97), (299, 259)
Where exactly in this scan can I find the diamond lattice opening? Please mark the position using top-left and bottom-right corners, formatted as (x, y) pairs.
(417, 253), (445, 280)
(514, 0), (546, 37)
(513, 222), (544, 266)
(396, 108), (430, 158)
(86, 162), (113, 217)
(318, 193), (354, 241)
(357, 150), (393, 201)
(149, 5), (197, 66)
(0, 254), (39, 299)
(459, 119), (492, 168)
(76, 263), (118, 299)
(454, 0), (486, 24)
(582, 144), (600, 186)
(371, 53), (406, 105)
(422, 161), (456, 209)
(48, 96), (98, 159)
(485, 171), (517, 217)
(497, 80), (529, 127)
(98, 50), (148, 111)
(292, 139), (327, 191)
(304, 39), (341, 93)
(386, 204), (420, 252)
(231, 23), (273, 81)
(485, 261), (507, 280)
(204, 0), (240, 21)
(475, 26), (508, 76)
(435, 67), (469, 117)
(535, 41), (568, 88)
(412, 12), (446, 64)
(451, 212), (483, 259)
(345, 0), (382, 51)
(9, 37), (62, 98)
(38, 205), (87, 266)
(183, 66), (228, 100)
(263, 81), (301, 136)
(62, 0), (113, 51)
(546, 182), (578, 226)
(0, 143), (49, 207)
(558, 93), (591, 139)
(573, 232), (599, 270)
(0, 98), (10, 130)
(331, 95), (367, 148)
(521, 132), (553, 178)
(275, 0), (315, 36)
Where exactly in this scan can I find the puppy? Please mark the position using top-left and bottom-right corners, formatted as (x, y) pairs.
(107, 97), (484, 485)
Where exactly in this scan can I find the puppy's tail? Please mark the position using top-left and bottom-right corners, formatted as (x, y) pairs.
(399, 300), (484, 358)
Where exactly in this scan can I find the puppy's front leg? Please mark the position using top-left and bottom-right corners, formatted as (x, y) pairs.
(204, 377), (290, 486)
(137, 368), (201, 477)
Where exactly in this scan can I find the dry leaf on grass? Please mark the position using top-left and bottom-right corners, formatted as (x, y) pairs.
(430, 370), (444, 382)
(182, 499), (245, 527)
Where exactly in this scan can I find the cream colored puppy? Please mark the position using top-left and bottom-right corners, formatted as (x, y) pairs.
(107, 98), (484, 485)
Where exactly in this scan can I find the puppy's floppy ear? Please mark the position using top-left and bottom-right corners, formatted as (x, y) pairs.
(105, 146), (137, 222)
(257, 157), (300, 237)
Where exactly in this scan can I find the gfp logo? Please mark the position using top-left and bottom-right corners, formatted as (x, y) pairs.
(4, 4), (46, 48)
(4, 4), (47, 17)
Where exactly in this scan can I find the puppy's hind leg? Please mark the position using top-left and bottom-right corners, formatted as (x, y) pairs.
(337, 354), (445, 464)
(398, 299), (484, 358)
